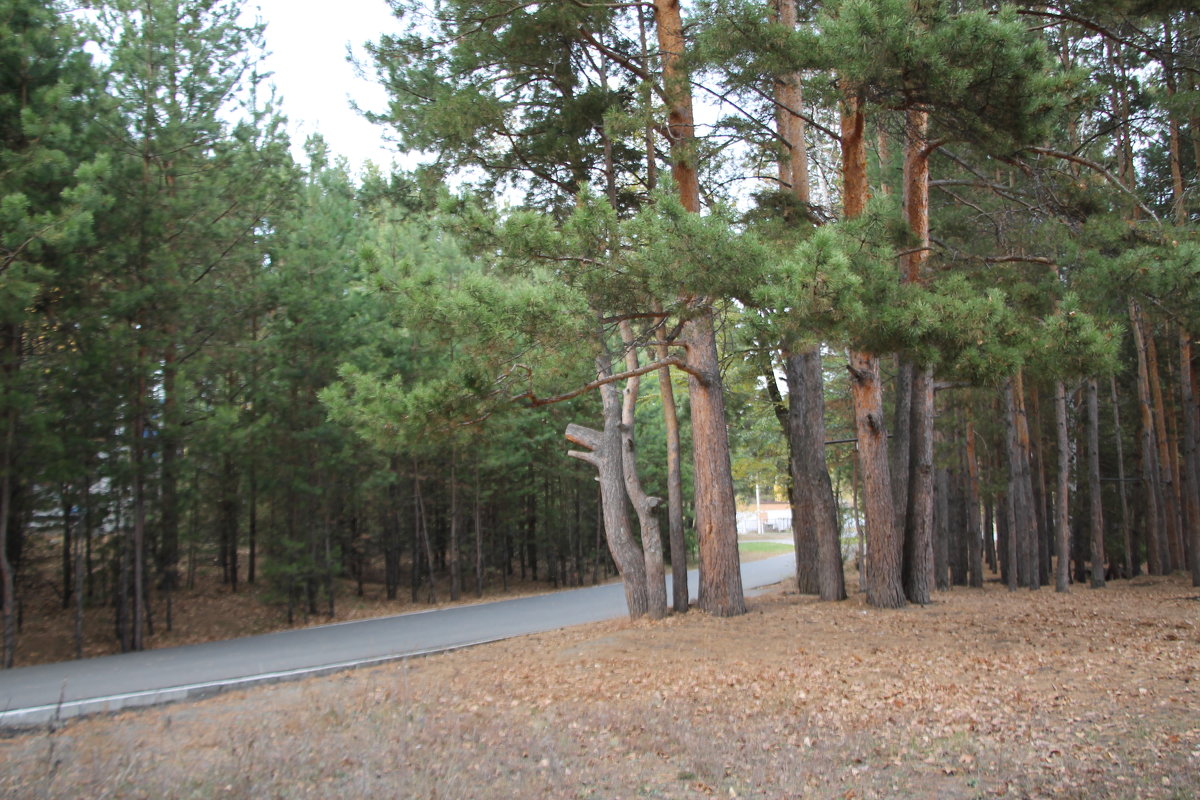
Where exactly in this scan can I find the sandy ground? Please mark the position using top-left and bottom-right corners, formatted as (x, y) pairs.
(2, 571), (1197, 800)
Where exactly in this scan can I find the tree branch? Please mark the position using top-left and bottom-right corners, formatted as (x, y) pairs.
(565, 422), (602, 451)
(512, 356), (700, 407)
(983, 255), (1056, 266)
(1022, 146), (1160, 223)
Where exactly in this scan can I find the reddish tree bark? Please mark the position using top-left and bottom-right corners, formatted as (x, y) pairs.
(1130, 299), (1165, 574)
(652, 0), (744, 616)
(842, 92), (903, 609)
(1147, 329), (1184, 571)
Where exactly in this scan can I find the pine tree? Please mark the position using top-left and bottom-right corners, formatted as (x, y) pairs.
(0, 0), (110, 667)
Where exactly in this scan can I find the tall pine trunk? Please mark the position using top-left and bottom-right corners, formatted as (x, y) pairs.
(964, 416), (984, 589)
(474, 460), (485, 598)
(899, 108), (932, 593)
(566, 352), (649, 619)
(1147, 329), (1183, 571)
(1004, 375), (1037, 590)
(1109, 377), (1135, 578)
(449, 447), (461, 603)
(1054, 380), (1071, 592)
(786, 350), (845, 601)
(652, 0), (744, 616)
(1179, 330), (1200, 586)
(842, 93), (903, 609)
(620, 322), (668, 619)
(1130, 299), (1165, 574)
(1086, 378), (1106, 588)
(1028, 385), (1052, 588)
(0, 406), (15, 668)
(654, 307), (688, 612)
(774, 0), (840, 601)
(902, 365), (934, 604)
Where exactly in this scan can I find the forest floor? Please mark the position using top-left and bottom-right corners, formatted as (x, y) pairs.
(2, 571), (1197, 799)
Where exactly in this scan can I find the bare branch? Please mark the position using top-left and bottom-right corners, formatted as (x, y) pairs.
(577, 26), (660, 96)
(1022, 146), (1161, 224)
(512, 356), (700, 407)
(983, 255), (1056, 266)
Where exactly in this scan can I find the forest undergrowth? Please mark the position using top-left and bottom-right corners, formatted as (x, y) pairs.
(2, 572), (1197, 799)
(10, 538), (789, 667)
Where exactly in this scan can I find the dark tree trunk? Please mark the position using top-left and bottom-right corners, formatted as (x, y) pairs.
(1003, 389), (1022, 591)
(786, 349), (846, 601)
(1179, 330), (1200, 586)
(449, 449), (461, 602)
(1130, 299), (1164, 574)
(1003, 488), (1018, 591)
(474, 460), (485, 598)
(934, 464), (950, 591)
(1028, 385), (1052, 587)
(852, 448), (865, 590)
(1147, 330), (1183, 571)
(248, 462), (257, 586)
(131, 374), (147, 651)
(620, 321), (668, 619)
(654, 305), (688, 612)
(1018, 376), (1041, 589)
(849, 351), (905, 608)
(61, 487), (72, 611)
(0, 408), (15, 668)
(902, 365), (934, 604)
(1109, 376), (1134, 578)
(983, 497), (996, 575)
(1087, 378), (1106, 588)
(566, 352), (649, 619)
(524, 462), (537, 582)
(1054, 381), (1071, 593)
(384, 469), (400, 601)
(414, 472), (438, 604)
(949, 467), (968, 587)
(159, 344), (180, 605)
(1005, 374), (1039, 589)
(219, 453), (239, 593)
(891, 359), (913, 537)
(964, 418), (984, 589)
(73, 521), (84, 660)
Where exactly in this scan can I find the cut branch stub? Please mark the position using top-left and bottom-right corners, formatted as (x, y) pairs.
(565, 423), (602, 452)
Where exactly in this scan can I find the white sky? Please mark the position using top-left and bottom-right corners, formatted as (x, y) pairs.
(247, 0), (403, 175)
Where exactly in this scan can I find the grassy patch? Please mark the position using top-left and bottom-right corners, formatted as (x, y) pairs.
(737, 541), (794, 556)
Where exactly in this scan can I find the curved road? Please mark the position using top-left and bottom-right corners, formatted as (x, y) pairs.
(0, 553), (794, 729)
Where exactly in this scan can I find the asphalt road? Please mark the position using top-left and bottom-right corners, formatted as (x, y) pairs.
(0, 553), (794, 729)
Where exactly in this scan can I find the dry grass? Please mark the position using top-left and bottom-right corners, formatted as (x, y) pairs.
(3, 572), (1198, 799)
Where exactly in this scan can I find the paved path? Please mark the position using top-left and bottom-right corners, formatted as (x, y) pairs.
(0, 554), (794, 729)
